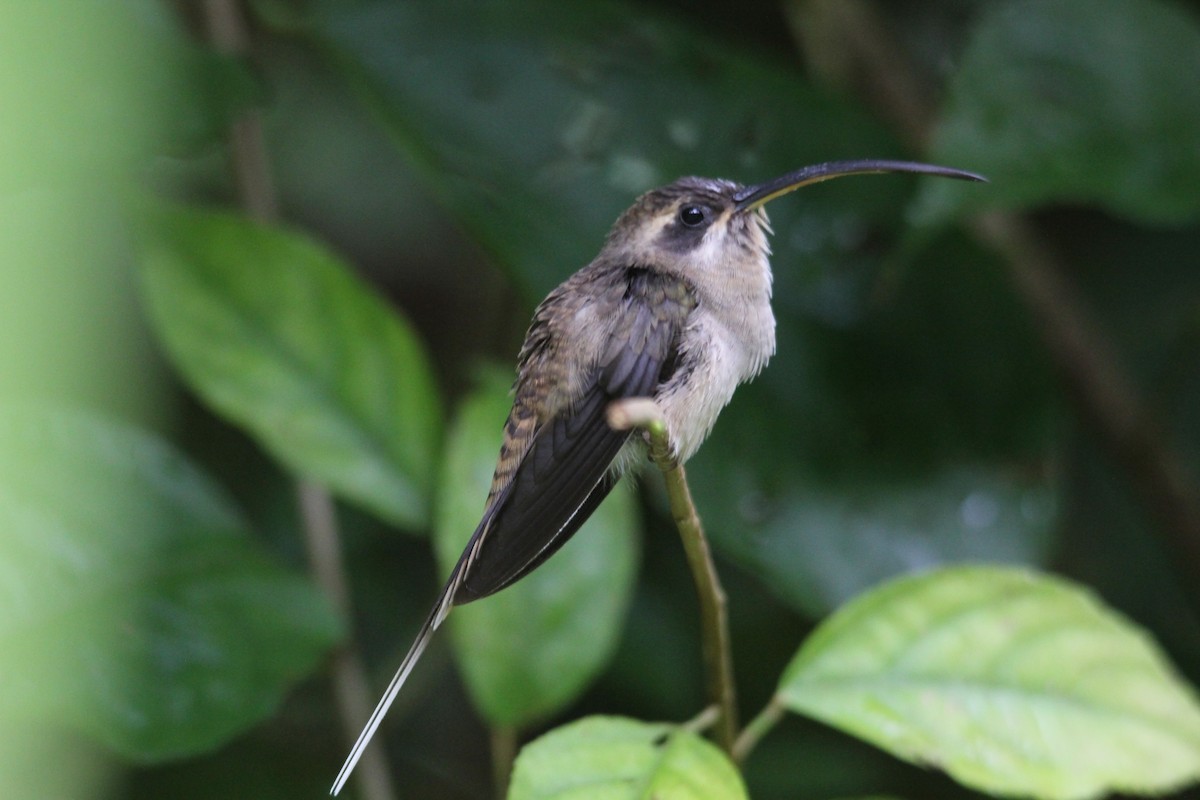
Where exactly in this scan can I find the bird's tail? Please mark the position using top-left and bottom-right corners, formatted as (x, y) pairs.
(329, 573), (459, 796)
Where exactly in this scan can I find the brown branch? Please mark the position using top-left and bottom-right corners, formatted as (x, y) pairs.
(199, 3), (398, 798)
(971, 213), (1200, 570)
(785, 0), (933, 147)
(201, 0), (279, 222)
(785, 0), (1200, 584)
(296, 481), (398, 800)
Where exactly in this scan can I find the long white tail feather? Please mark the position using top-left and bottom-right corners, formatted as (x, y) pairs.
(330, 566), (464, 796)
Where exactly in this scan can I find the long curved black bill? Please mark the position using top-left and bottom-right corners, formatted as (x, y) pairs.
(733, 159), (987, 212)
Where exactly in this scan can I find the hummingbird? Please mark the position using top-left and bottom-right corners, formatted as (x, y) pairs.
(331, 159), (984, 794)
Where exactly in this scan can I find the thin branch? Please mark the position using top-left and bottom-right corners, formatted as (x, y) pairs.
(490, 725), (517, 800)
(785, 0), (1200, 587)
(298, 481), (398, 800)
(201, 0), (279, 222)
(653, 445), (740, 754)
(733, 697), (785, 764)
(681, 704), (721, 735)
(785, 0), (932, 147)
(608, 399), (740, 756)
(199, 2), (397, 798)
(971, 213), (1200, 572)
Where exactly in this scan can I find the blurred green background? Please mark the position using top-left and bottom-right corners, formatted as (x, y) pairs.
(2, 0), (1199, 797)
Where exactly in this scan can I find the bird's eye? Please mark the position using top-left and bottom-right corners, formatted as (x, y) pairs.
(679, 205), (707, 227)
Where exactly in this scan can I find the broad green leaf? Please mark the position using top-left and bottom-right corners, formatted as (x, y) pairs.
(508, 716), (747, 800)
(915, 0), (1200, 225)
(302, 0), (918, 309)
(434, 372), (638, 726)
(777, 566), (1200, 799)
(139, 206), (441, 528)
(695, 460), (1056, 619)
(0, 405), (340, 760)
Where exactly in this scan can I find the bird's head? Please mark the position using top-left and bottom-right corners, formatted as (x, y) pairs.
(601, 160), (985, 286)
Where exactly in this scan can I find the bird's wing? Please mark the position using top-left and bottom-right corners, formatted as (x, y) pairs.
(455, 267), (696, 603)
(329, 269), (694, 796)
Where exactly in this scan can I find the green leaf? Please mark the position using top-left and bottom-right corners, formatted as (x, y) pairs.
(139, 206), (441, 528)
(302, 0), (915, 308)
(777, 566), (1200, 799)
(434, 372), (638, 726)
(0, 405), (340, 760)
(915, 0), (1200, 225)
(694, 448), (1056, 618)
(508, 716), (748, 800)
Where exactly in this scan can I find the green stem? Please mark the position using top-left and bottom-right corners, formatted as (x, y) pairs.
(644, 419), (740, 756)
(732, 696), (784, 764)
(681, 704), (720, 735)
(490, 725), (517, 799)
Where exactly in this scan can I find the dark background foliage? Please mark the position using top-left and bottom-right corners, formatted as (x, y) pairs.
(2, 0), (1200, 798)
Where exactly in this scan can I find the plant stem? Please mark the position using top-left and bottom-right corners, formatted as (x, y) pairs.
(490, 725), (517, 799)
(733, 697), (785, 764)
(971, 212), (1200, 576)
(607, 399), (740, 754)
(201, 0), (279, 223)
(681, 704), (721, 735)
(297, 481), (397, 800)
(643, 416), (740, 755)
(200, 2), (397, 799)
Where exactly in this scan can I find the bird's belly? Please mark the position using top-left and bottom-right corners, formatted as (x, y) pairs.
(656, 318), (772, 462)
